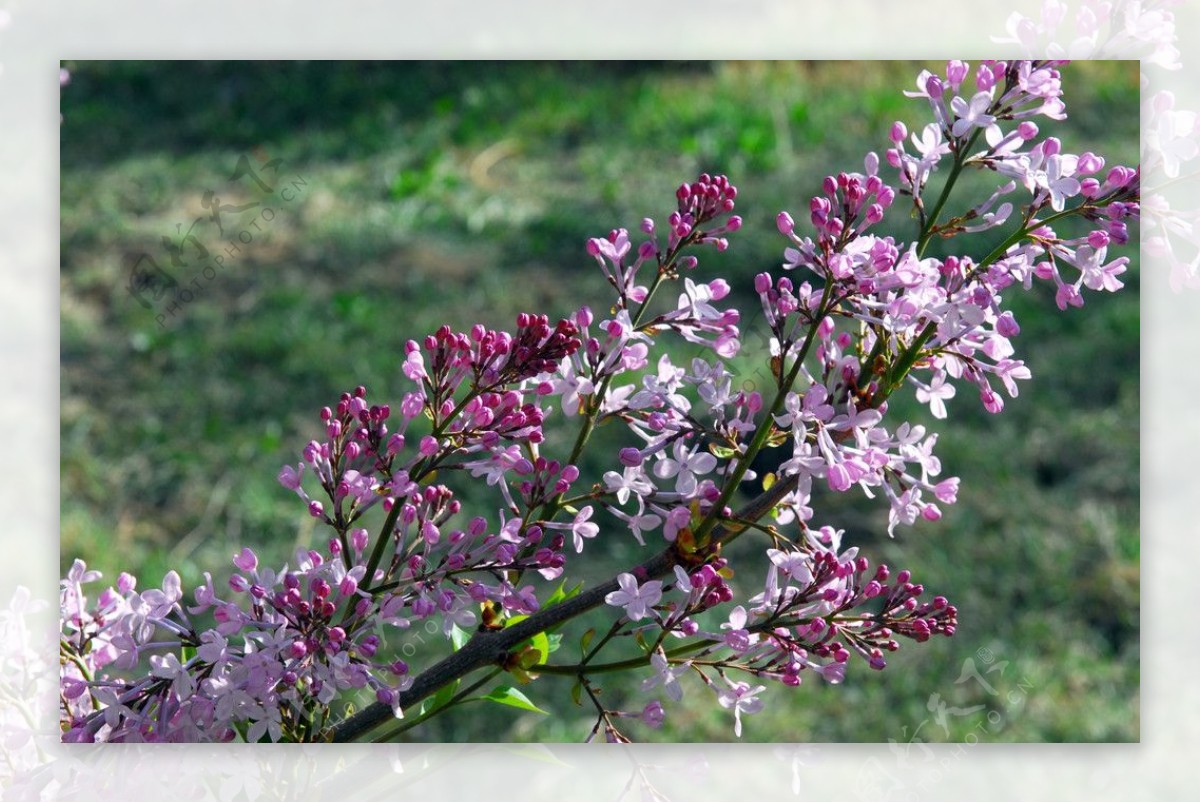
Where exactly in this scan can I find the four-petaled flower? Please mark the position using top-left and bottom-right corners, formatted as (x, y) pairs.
(604, 573), (663, 621)
(603, 466), (655, 505)
(570, 506), (599, 553)
(654, 439), (717, 496)
(915, 372), (956, 419)
(640, 650), (690, 702)
(717, 680), (767, 737)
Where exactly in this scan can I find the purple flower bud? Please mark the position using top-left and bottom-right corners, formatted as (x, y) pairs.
(925, 74), (944, 99)
(233, 547), (258, 573)
(619, 447), (643, 467)
(995, 311), (1020, 338)
(776, 211), (795, 235)
(278, 464), (303, 491)
(642, 700), (665, 729)
(933, 478), (959, 504)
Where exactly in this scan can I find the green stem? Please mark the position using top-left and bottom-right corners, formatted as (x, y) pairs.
(369, 667), (502, 742)
(690, 279), (835, 545)
(916, 129), (984, 257)
(534, 639), (715, 676)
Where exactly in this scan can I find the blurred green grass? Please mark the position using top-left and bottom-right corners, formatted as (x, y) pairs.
(60, 61), (1139, 743)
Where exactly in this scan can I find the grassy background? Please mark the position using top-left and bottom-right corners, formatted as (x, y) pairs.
(60, 61), (1139, 743)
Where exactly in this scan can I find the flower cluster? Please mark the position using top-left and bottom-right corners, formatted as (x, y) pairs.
(60, 60), (1137, 743)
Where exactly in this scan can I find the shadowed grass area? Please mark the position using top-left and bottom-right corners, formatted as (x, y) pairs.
(61, 61), (1139, 743)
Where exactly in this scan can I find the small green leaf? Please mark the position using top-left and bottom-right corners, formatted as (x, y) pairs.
(545, 580), (583, 608)
(450, 624), (470, 651)
(546, 633), (563, 654)
(579, 628), (596, 659)
(484, 685), (549, 715)
(570, 680), (583, 707)
(528, 631), (550, 665)
(421, 678), (460, 716)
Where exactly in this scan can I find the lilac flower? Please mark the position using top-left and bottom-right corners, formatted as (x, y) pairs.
(603, 466), (655, 506)
(553, 360), (594, 418)
(570, 506), (599, 553)
(1036, 153), (1082, 211)
(767, 548), (814, 586)
(604, 573), (663, 621)
(611, 506), (662, 546)
(950, 90), (998, 137)
(141, 571), (183, 618)
(716, 680), (767, 737)
(640, 651), (690, 702)
(915, 372), (956, 419)
(653, 440), (717, 496)
(720, 606), (755, 653)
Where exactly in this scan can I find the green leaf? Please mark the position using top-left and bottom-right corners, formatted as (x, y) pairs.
(483, 685), (549, 715)
(421, 678), (460, 716)
(579, 628), (596, 659)
(450, 624), (470, 651)
(527, 631), (550, 666)
(504, 615), (550, 664)
(546, 633), (563, 654)
(570, 680), (583, 707)
(545, 580), (583, 608)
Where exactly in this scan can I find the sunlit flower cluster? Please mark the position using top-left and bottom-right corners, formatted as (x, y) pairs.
(60, 60), (1138, 743)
